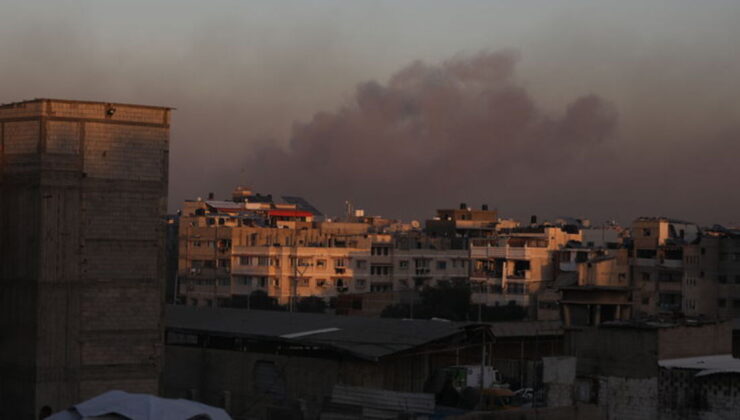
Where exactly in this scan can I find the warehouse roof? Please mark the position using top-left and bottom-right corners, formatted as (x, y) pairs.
(166, 305), (486, 361)
(487, 320), (563, 337)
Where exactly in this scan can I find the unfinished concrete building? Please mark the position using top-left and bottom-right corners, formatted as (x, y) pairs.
(0, 99), (171, 418)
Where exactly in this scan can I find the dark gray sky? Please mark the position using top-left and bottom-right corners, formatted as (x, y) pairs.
(1, 1), (738, 225)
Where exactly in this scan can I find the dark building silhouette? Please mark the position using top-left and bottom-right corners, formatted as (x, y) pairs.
(0, 99), (171, 418)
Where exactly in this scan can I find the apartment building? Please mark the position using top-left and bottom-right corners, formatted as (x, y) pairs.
(176, 190), (322, 306)
(425, 203), (501, 245)
(351, 235), (469, 293)
(469, 225), (582, 315)
(630, 217), (700, 317)
(558, 246), (632, 326)
(228, 226), (378, 305)
(683, 226), (740, 319)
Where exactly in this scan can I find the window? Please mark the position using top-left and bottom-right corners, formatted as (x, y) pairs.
(258, 277), (267, 288)
(437, 261), (447, 270)
(700, 248), (706, 255)
(355, 279), (366, 289)
(371, 246), (390, 256)
(271, 278), (280, 287)
(236, 276), (252, 286)
(334, 258), (345, 268)
(636, 249), (657, 259)
(371, 265), (391, 276)
(258, 256), (271, 266)
(316, 278), (328, 288)
(618, 273), (626, 281)
(370, 283), (392, 292)
(239, 256), (252, 266)
(298, 278), (310, 287)
(507, 283), (527, 294)
(399, 260), (409, 270)
(316, 259), (326, 268)
(218, 278), (229, 286)
(642, 228), (651, 236)
(356, 260), (367, 269)
(415, 259), (429, 268)
(641, 272), (651, 282)
(642, 296), (650, 305)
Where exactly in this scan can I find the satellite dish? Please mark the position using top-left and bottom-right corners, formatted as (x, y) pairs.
(411, 220), (421, 229)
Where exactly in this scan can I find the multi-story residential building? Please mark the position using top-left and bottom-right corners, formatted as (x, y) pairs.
(229, 226), (378, 305)
(629, 217), (700, 317)
(177, 197), (472, 307)
(683, 226), (740, 319)
(469, 225), (581, 316)
(351, 235), (469, 294)
(425, 203), (501, 245)
(558, 246), (632, 326)
(176, 189), (322, 306)
(0, 99), (171, 417)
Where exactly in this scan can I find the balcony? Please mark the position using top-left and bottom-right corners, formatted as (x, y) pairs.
(659, 259), (683, 269)
(415, 268), (431, 276)
(634, 258), (657, 267)
(470, 245), (540, 260)
(559, 262), (578, 272)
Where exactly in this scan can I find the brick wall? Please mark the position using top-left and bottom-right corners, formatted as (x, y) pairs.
(0, 99), (170, 417)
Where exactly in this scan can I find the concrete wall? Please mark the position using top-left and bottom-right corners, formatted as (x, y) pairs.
(164, 345), (430, 420)
(0, 99), (170, 418)
(658, 322), (731, 360)
(597, 376), (658, 420)
(566, 327), (659, 378)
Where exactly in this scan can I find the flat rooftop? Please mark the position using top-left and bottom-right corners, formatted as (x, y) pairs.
(0, 98), (173, 110)
(166, 305), (483, 361)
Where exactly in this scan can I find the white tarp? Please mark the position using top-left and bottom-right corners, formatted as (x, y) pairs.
(46, 390), (232, 420)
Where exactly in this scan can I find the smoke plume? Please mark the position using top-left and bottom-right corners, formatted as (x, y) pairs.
(246, 51), (617, 219)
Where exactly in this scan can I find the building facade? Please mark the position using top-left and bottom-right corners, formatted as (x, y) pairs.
(0, 99), (170, 417)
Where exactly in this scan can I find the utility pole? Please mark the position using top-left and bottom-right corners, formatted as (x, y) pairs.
(479, 326), (486, 408)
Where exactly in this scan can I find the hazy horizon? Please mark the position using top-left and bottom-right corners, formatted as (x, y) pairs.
(2, 1), (739, 225)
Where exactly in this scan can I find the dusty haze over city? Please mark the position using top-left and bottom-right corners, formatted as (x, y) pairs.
(1, 0), (738, 224)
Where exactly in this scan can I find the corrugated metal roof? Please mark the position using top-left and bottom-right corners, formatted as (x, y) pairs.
(166, 305), (479, 361)
(487, 320), (563, 337)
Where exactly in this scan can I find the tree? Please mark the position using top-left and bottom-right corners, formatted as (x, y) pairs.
(380, 303), (411, 319)
(418, 280), (471, 321)
(381, 280), (472, 321)
(476, 301), (527, 322)
(295, 296), (327, 313)
(229, 290), (282, 311)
